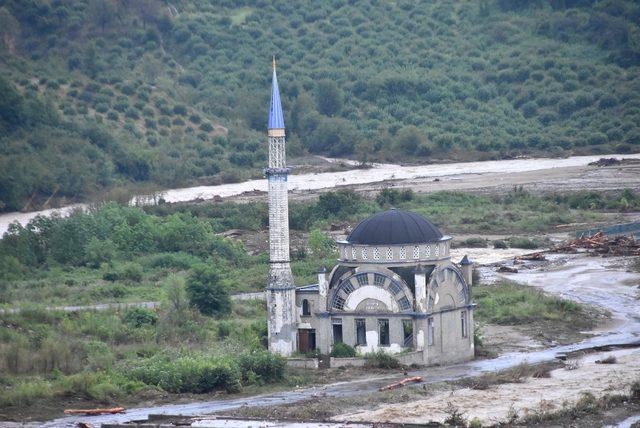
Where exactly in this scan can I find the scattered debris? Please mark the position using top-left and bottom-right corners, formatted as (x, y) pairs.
(589, 157), (620, 167)
(550, 232), (640, 256)
(329, 223), (348, 231)
(497, 266), (518, 273)
(379, 376), (423, 391)
(595, 355), (617, 364)
(64, 407), (125, 416)
(218, 229), (243, 237)
(514, 252), (546, 262)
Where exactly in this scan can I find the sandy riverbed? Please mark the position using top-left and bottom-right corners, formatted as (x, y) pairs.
(2, 153), (639, 236)
(337, 348), (640, 426)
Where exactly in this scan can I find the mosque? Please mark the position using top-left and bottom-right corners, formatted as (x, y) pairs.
(265, 60), (475, 365)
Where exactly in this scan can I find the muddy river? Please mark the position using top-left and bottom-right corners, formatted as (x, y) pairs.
(2, 152), (639, 237)
(42, 253), (640, 427)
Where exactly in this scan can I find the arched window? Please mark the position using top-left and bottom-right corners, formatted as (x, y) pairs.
(302, 299), (311, 316)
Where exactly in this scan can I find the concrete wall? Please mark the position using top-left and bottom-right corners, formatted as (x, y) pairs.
(286, 358), (319, 369)
(329, 357), (366, 368)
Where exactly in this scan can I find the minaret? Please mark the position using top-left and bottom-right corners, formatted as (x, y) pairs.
(265, 57), (297, 356)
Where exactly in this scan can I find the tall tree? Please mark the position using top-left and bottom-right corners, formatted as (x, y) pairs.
(315, 79), (344, 116)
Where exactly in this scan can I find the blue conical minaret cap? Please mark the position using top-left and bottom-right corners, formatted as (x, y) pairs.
(268, 56), (285, 130)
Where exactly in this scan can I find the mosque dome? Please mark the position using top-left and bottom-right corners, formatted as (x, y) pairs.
(346, 209), (443, 245)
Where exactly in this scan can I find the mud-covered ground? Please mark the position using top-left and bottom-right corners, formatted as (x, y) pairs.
(221, 254), (640, 427)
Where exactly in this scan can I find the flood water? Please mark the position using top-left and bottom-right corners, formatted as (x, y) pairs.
(2, 152), (639, 236)
(43, 253), (640, 427)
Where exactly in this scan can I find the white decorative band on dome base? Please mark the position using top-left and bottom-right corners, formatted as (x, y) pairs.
(336, 237), (452, 264)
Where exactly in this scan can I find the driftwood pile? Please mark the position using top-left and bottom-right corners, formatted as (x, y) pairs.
(550, 232), (640, 256)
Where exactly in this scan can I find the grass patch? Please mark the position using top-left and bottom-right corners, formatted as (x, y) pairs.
(474, 281), (594, 329)
(457, 362), (558, 390)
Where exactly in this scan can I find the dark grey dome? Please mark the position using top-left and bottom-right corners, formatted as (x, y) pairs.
(347, 209), (443, 245)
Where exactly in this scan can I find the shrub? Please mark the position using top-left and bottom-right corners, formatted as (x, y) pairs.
(123, 307), (158, 328)
(173, 104), (188, 115)
(507, 236), (542, 249)
(129, 355), (242, 393)
(120, 262), (144, 282)
(443, 402), (467, 426)
(364, 351), (400, 368)
(375, 188), (414, 207)
(330, 343), (357, 358)
(238, 351), (286, 384)
(460, 237), (487, 248)
(199, 122), (213, 132)
(631, 380), (640, 402)
(84, 238), (117, 268)
(145, 252), (198, 270)
(493, 239), (508, 249)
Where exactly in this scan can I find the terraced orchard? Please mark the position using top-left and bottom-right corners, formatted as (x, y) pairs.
(1, 0), (639, 212)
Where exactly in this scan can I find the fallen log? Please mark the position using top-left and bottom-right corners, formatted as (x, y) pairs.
(497, 266), (518, 273)
(515, 252), (546, 261)
(379, 376), (423, 391)
(64, 407), (125, 416)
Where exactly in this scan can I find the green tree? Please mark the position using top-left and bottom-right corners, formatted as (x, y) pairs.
(308, 228), (335, 258)
(88, 0), (116, 32)
(395, 126), (425, 155)
(315, 80), (343, 116)
(186, 264), (231, 316)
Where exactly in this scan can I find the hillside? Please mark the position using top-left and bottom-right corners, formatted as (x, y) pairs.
(0, 0), (639, 212)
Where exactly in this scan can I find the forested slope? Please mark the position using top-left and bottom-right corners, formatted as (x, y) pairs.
(0, 0), (639, 212)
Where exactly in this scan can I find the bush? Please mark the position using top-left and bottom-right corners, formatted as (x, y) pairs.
(460, 237), (487, 248)
(123, 307), (158, 328)
(493, 239), (508, 249)
(120, 262), (144, 282)
(330, 343), (357, 358)
(84, 238), (117, 268)
(507, 236), (542, 249)
(631, 380), (640, 402)
(375, 188), (414, 207)
(364, 351), (400, 368)
(186, 264), (231, 316)
(238, 351), (286, 384)
(129, 355), (243, 393)
(145, 252), (198, 270)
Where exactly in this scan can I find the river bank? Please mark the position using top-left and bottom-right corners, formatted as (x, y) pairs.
(2, 153), (639, 236)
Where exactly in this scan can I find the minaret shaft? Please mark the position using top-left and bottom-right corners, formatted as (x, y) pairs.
(266, 60), (296, 356)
